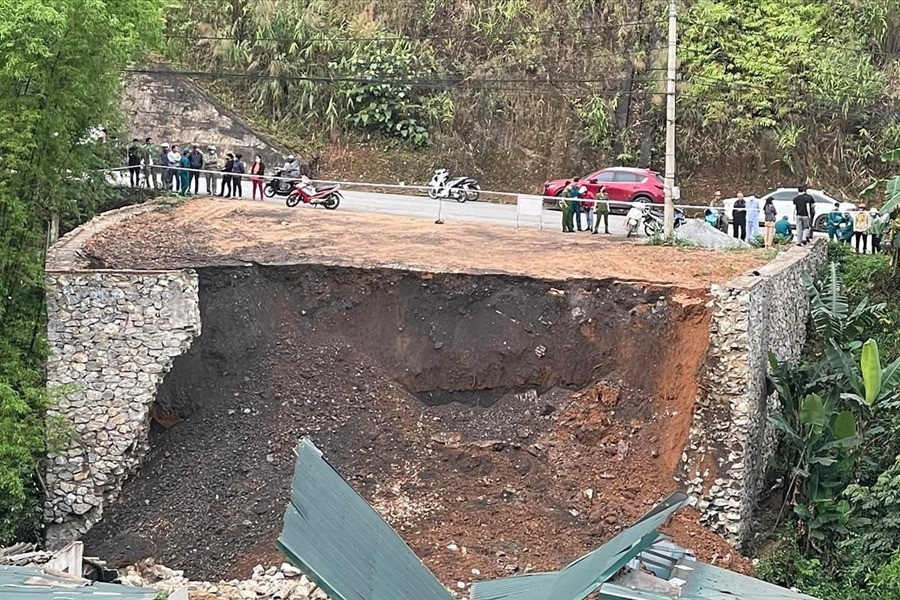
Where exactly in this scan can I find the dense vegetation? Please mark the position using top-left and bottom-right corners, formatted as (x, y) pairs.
(168, 0), (900, 194)
(2, 4), (900, 597)
(0, 0), (163, 544)
(758, 239), (900, 598)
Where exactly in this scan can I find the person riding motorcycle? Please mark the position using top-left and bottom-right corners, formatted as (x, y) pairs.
(278, 155), (302, 191)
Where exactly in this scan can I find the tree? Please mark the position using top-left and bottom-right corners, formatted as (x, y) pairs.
(0, 0), (164, 543)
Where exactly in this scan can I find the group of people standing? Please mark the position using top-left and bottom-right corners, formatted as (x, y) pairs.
(708, 186), (889, 252)
(826, 203), (887, 253)
(126, 138), (269, 200)
(558, 179), (611, 234)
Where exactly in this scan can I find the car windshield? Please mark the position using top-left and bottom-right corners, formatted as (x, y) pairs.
(654, 174), (663, 184)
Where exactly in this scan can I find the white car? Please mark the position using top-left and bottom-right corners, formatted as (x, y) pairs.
(723, 188), (856, 231)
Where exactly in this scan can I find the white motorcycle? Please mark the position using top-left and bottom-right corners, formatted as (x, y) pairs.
(426, 168), (481, 202)
(624, 205), (643, 238)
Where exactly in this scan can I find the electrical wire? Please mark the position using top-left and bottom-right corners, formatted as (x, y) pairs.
(163, 19), (667, 44)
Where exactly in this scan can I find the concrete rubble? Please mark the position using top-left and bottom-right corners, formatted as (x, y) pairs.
(121, 560), (331, 600)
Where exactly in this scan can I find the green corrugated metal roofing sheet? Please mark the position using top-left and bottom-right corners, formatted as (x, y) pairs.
(0, 565), (160, 600)
(675, 561), (820, 600)
(277, 438), (821, 600)
(277, 437), (453, 600)
(470, 492), (690, 600)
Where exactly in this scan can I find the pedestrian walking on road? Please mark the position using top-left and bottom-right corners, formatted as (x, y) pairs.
(745, 194), (760, 241)
(205, 146), (219, 195)
(127, 139), (141, 187)
(792, 185), (814, 245)
(853, 204), (872, 253)
(592, 186), (610, 234)
(179, 148), (191, 195)
(219, 153), (234, 197)
(732, 192), (747, 240)
(763, 197), (777, 247)
(251, 155), (266, 200)
(232, 153), (246, 197)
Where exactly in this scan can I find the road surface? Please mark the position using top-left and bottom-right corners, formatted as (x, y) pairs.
(117, 172), (633, 235)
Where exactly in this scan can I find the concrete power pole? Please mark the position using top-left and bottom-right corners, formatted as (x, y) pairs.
(663, 0), (677, 238)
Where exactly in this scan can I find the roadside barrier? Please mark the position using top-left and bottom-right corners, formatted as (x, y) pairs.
(105, 164), (712, 229)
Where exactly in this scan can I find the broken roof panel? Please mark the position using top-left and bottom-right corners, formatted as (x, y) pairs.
(277, 437), (453, 600)
(278, 439), (821, 600)
(0, 565), (159, 600)
(470, 493), (690, 600)
(675, 561), (820, 600)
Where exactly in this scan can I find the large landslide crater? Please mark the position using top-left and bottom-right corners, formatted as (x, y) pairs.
(84, 264), (738, 581)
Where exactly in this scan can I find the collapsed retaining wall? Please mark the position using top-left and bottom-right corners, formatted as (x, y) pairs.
(43, 270), (200, 548)
(681, 239), (827, 544)
(42, 203), (826, 553)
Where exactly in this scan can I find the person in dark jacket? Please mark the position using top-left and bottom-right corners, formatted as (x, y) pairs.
(188, 144), (204, 193)
(250, 155), (266, 201)
(127, 139), (141, 187)
(158, 144), (172, 190)
(219, 153), (234, 197)
(178, 149), (191, 195)
(732, 192), (747, 240)
(232, 153), (246, 197)
(570, 178), (584, 231)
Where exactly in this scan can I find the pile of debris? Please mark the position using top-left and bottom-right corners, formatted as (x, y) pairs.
(121, 560), (330, 600)
(674, 219), (751, 250)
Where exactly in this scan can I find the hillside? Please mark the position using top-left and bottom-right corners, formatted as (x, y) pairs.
(159, 0), (900, 199)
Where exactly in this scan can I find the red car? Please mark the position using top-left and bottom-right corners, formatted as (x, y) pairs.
(542, 167), (664, 212)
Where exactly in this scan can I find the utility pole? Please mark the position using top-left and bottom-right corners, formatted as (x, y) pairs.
(663, 0), (677, 238)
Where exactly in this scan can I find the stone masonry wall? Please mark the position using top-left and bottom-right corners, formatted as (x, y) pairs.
(43, 270), (200, 548)
(682, 239), (827, 546)
(122, 69), (289, 168)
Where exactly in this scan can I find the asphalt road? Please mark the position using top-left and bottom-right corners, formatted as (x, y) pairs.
(120, 172), (631, 234)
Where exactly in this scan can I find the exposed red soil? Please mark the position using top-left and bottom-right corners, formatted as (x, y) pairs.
(82, 266), (752, 585)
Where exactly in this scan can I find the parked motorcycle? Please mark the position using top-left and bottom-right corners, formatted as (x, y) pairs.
(264, 169), (301, 198)
(642, 205), (686, 237)
(426, 168), (480, 202)
(285, 176), (342, 210)
(624, 205), (643, 238)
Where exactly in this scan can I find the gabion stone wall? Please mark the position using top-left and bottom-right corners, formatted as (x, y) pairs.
(43, 270), (200, 548)
(681, 240), (827, 545)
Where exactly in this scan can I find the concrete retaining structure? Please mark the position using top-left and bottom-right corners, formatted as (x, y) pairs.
(43, 270), (200, 548)
(680, 239), (828, 545)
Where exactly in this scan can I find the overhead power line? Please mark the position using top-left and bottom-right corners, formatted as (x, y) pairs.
(164, 19), (667, 44)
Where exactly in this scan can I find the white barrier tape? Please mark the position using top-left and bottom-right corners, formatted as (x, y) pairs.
(106, 164), (711, 211)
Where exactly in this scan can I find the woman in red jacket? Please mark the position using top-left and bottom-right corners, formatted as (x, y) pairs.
(251, 155), (266, 201)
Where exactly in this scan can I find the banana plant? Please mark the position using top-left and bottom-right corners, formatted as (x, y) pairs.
(769, 392), (862, 548)
(807, 262), (886, 345)
(831, 339), (900, 411)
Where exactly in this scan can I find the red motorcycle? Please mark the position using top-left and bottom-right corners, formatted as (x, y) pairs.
(285, 176), (342, 210)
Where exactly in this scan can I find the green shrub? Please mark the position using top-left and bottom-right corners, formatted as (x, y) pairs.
(0, 381), (47, 545)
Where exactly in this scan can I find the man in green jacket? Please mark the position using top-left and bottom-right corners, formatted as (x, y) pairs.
(868, 210), (888, 253)
(559, 181), (576, 233)
(774, 216), (792, 239)
(592, 186), (610, 234)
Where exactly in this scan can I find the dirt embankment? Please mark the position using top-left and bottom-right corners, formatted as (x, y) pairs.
(83, 265), (750, 582)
